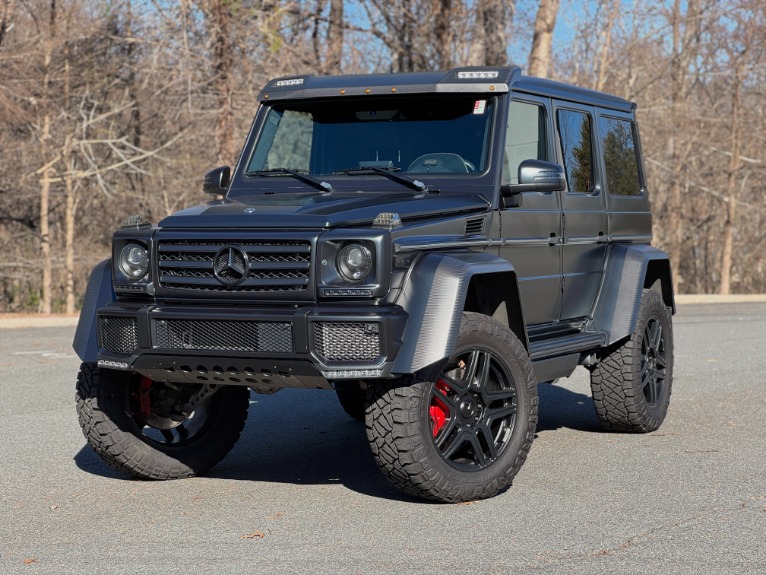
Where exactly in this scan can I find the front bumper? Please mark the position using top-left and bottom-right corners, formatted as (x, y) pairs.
(96, 303), (407, 391)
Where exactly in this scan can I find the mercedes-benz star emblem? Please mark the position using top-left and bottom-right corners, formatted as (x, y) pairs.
(213, 246), (249, 286)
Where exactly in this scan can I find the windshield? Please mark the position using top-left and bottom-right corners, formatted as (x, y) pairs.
(245, 95), (495, 179)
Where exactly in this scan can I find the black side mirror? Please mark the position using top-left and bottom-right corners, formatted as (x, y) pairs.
(501, 159), (567, 196)
(203, 166), (231, 195)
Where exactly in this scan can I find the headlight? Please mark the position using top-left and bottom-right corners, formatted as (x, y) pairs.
(337, 243), (372, 282)
(119, 243), (149, 279)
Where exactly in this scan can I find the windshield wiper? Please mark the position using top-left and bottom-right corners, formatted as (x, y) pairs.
(334, 166), (427, 193)
(246, 168), (333, 193)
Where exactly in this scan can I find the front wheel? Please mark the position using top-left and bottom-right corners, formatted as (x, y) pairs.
(366, 312), (538, 503)
(76, 363), (250, 480)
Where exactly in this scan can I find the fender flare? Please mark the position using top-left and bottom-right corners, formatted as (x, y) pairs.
(590, 244), (675, 346)
(392, 251), (524, 374)
(72, 259), (115, 362)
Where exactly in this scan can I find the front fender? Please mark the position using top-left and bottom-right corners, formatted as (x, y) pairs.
(72, 259), (115, 362)
(392, 251), (517, 374)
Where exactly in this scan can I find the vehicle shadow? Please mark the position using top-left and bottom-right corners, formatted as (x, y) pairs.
(535, 382), (604, 433)
(74, 384), (604, 500)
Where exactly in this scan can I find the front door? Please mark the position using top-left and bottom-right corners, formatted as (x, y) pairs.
(499, 96), (562, 326)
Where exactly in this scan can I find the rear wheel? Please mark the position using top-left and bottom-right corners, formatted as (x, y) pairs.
(590, 289), (674, 432)
(76, 363), (249, 479)
(366, 312), (537, 502)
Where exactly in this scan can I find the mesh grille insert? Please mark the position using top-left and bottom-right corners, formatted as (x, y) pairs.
(99, 316), (139, 354)
(313, 322), (381, 362)
(154, 319), (293, 353)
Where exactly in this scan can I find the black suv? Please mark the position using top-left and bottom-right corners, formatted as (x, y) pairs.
(74, 67), (674, 502)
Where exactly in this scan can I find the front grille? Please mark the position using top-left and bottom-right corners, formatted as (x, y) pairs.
(99, 316), (139, 354)
(154, 319), (292, 353)
(157, 239), (311, 293)
(313, 322), (381, 362)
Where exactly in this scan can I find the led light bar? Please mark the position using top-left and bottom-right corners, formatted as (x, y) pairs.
(273, 77), (304, 87)
(322, 369), (384, 379)
(98, 360), (130, 370)
(321, 288), (374, 298)
(457, 71), (499, 80)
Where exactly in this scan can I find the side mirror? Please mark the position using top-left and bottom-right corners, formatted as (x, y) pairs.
(501, 159), (567, 196)
(203, 166), (231, 195)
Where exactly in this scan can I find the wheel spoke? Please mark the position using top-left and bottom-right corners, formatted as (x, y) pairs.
(476, 423), (499, 460)
(485, 403), (516, 422)
(160, 428), (175, 442)
(464, 349), (482, 386)
(649, 321), (663, 351)
(467, 433), (488, 467)
(441, 428), (470, 460)
(434, 417), (459, 451)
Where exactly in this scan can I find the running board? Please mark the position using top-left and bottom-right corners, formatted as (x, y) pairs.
(529, 332), (606, 383)
(529, 331), (606, 361)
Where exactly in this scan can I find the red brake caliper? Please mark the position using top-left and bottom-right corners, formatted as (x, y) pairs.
(430, 380), (451, 437)
(131, 376), (153, 426)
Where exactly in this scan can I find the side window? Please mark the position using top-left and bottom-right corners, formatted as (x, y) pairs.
(599, 116), (641, 196)
(556, 109), (594, 194)
(502, 101), (547, 185)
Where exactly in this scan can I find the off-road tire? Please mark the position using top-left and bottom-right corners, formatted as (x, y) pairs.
(335, 383), (366, 422)
(365, 312), (538, 503)
(76, 362), (249, 479)
(590, 289), (673, 432)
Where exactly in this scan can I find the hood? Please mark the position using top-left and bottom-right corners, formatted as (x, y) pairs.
(158, 191), (491, 229)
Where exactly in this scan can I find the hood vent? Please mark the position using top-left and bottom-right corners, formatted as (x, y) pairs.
(464, 217), (485, 236)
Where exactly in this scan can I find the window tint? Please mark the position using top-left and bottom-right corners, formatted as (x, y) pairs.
(502, 101), (547, 185)
(599, 117), (641, 196)
(245, 96), (494, 177)
(557, 109), (594, 194)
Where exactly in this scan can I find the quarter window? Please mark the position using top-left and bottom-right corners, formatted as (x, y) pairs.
(557, 109), (594, 194)
(599, 117), (641, 196)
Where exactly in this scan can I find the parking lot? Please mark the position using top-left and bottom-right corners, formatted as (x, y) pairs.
(1, 302), (765, 574)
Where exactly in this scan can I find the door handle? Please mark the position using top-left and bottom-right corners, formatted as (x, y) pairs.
(596, 232), (608, 243)
(548, 233), (558, 246)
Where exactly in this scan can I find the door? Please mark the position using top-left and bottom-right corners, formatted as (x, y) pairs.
(553, 102), (608, 321)
(499, 96), (562, 326)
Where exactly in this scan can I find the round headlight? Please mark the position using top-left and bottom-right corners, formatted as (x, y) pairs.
(337, 243), (372, 282)
(119, 243), (149, 279)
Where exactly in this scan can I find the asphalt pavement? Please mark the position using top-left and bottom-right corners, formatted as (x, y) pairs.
(1, 303), (764, 574)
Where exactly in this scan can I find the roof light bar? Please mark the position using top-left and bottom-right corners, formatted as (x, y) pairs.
(273, 77), (304, 87)
(457, 71), (499, 80)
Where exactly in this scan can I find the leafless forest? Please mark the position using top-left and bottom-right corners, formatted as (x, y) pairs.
(0, 0), (764, 313)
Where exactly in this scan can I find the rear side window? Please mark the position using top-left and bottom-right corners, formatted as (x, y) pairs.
(556, 109), (594, 194)
(599, 117), (641, 196)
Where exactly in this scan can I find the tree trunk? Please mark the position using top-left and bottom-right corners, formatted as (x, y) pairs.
(208, 0), (235, 166)
(527, 0), (560, 78)
(467, 0), (512, 66)
(64, 137), (75, 314)
(594, 0), (620, 91)
(0, 0), (14, 48)
(432, 0), (452, 68)
(720, 63), (744, 295)
(325, 0), (344, 72)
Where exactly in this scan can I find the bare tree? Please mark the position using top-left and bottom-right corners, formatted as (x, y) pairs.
(528, 0), (560, 78)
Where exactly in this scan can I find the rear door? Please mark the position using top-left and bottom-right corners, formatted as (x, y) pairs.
(553, 102), (608, 321)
